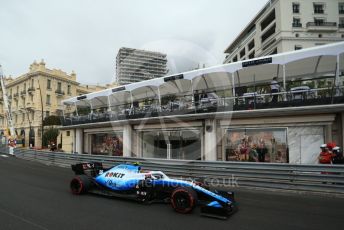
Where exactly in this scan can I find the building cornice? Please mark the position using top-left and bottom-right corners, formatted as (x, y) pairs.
(6, 70), (80, 87)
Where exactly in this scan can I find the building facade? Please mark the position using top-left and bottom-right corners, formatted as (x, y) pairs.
(0, 60), (105, 148)
(224, 0), (344, 63)
(61, 43), (344, 164)
(116, 47), (168, 85)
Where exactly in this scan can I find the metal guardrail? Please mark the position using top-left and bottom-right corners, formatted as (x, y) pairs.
(1, 147), (344, 195)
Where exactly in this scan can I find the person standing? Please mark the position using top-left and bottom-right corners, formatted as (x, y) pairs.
(270, 77), (280, 103)
(194, 90), (200, 109)
(257, 140), (268, 162)
(318, 144), (334, 164)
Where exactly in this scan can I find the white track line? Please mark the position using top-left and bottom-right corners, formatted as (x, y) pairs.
(1, 154), (9, 158)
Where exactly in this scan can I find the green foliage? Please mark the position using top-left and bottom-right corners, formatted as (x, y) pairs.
(43, 127), (59, 147)
(43, 115), (62, 126)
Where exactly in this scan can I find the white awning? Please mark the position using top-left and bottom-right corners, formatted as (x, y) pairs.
(62, 42), (344, 107)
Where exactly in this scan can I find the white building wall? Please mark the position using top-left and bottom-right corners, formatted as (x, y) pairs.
(224, 0), (344, 63)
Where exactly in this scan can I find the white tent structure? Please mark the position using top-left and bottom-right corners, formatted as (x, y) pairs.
(62, 42), (344, 116)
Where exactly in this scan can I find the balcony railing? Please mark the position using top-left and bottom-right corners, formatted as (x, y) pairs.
(306, 22), (337, 27)
(292, 23), (302, 28)
(314, 9), (324, 14)
(61, 86), (344, 126)
(26, 102), (35, 109)
(55, 89), (65, 96)
(28, 87), (35, 93)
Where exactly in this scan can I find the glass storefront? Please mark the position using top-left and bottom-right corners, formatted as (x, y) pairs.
(141, 129), (201, 160)
(91, 132), (123, 156)
(223, 128), (288, 163)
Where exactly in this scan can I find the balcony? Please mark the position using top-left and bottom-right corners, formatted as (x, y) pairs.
(313, 9), (324, 14)
(26, 102), (35, 109)
(306, 22), (337, 32)
(28, 87), (35, 94)
(21, 90), (26, 97)
(55, 89), (65, 96)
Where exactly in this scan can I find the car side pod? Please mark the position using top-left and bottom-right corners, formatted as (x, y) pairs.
(200, 201), (237, 220)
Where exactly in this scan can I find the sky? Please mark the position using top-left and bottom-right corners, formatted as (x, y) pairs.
(0, 0), (267, 85)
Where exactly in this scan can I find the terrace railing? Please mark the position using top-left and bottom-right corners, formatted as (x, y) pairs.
(61, 86), (344, 126)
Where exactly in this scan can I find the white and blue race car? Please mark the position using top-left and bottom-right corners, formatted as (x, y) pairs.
(70, 162), (237, 219)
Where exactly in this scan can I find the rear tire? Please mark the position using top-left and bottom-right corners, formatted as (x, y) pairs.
(70, 175), (92, 195)
(171, 187), (197, 214)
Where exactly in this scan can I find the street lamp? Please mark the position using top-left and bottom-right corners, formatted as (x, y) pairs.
(37, 80), (44, 148)
(21, 107), (33, 148)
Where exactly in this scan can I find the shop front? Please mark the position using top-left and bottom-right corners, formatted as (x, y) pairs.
(140, 129), (202, 160)
(83, 130), (124, 156)
(223, 128), (288, 163)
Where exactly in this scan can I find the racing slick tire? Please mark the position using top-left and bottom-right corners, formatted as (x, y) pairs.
(171, 187), (198, 214)
(70, 175), (92, 195)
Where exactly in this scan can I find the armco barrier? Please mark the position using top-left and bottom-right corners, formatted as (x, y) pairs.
(1, 147), (344, 195)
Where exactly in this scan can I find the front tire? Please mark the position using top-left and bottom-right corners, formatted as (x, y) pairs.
(70, 175), (92, 195)
(171, 187), (198, 214)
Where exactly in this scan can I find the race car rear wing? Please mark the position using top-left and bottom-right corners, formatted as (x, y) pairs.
(71, 162), (104, 177)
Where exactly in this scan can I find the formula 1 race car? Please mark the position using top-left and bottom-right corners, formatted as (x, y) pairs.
(69, 162), (237, 219)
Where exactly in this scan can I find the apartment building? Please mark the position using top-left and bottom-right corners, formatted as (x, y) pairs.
(0, 60), (105, 148)
(116, 47), (168, 85)
(224, 0), (344, 63)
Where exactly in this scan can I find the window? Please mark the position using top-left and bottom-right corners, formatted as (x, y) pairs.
(16, 86), (19, 93)
(45, 111), (50, 118)
(249, 51), (255, 59)
(294, 45), (302, 50)
(240, 48), (246, 58)
(314, 18), (324, 26)
(31, 78), (34, 87)
(67, 85), (71, 94)
(261, 9), (276, 31)
(223, 128), (288, 163)
(47, 79), (51, 89)
(339, 18), (344, 28)
(46, 95), (51, 105)
(270, 48), (278, 55)
(314, 3), (324, 14)
(340, 3), (344, 14)
(22, 114), (25, 122)
(141, 130), (201, 160)
(292, 3), (300, 13)
(66, 131), (70, 136)
(293, 17), (302, 27)
(91, 132), (123, 156)
(318, 34), (323, 38)
(261, 24), (276, 43)
(57, 82), (62, 91)
(233, 55), (238, 62)
(24, 83), (26, 90)
(295, 33), (300, 37)
(248, 40), (255, 51)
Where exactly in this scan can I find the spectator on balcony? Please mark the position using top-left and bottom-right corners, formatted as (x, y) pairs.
(194, 90), (200, 109)
(270, 77), (280, 103)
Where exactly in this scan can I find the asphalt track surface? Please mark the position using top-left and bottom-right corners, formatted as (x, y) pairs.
(0, 155), (343, 230)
